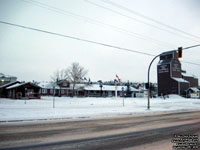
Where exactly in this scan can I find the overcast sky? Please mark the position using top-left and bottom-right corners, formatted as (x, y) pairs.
(0, 0), (200, 83)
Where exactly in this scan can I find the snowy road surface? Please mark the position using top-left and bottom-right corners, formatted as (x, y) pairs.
(0, 95), (200, 121)
(0, 110), (200, 150)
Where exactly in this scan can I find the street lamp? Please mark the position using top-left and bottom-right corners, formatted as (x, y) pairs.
(1, 75), (5, 86)
(1, 79), (5, 85)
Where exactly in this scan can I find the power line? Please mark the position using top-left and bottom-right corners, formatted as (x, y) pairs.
(0, 20), (200, 66)
(181, 61), (200, 66)
(85, 0), (200, 43)
(102, 0), (200, 40)
(21, 0), (176, 49)
(0, 20), (154, 56)
(182, 44), (200, 51)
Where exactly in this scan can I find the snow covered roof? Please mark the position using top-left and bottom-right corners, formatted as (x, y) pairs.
(172, 77), (189, 83)
(0, 81), (19, 88)
(188, 87), (200, 92)
(37, 82), (139, 92)
(83, 84), (139, 92)
(182, 73), (197, 78)
(158, 59), (171, 65)
(6, 83), (23, 89)
(0, 73), (17, 78)
(6, 82), (41, 89)
(38, 82), (60, 89)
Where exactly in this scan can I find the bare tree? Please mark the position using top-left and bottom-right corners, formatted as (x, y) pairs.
(50, 69), (67, 82)
(65, 62), (88, 96)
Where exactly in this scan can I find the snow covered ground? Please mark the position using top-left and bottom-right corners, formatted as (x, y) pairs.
(0, 95), (200, 121)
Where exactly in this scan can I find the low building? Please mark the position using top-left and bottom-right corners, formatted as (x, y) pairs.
(0, 81), (20, 98)
(82, 84), (139, 97)
(38, 82), (61, 96)
(38, 81), (141, 98)
(186, 87), (200, 98)
(6, 82), (41, 99)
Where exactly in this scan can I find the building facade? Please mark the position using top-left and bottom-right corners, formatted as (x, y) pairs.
(157, 51), (190, 96)
(0, 73), (17, 86)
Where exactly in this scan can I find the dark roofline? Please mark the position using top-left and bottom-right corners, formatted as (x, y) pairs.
(160, 50), (176, 56)
(0, 81), (20, 88)
(6, 82), (41, 89)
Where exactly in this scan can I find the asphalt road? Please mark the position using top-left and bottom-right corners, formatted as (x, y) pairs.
(0, 110), (200, 150)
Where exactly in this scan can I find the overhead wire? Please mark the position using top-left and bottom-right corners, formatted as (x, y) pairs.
(0, 20), (155, 57)
(85, 0), (200, 43)
(21, 0), (177, 49)
(102, 0), (200, 40)
(0, 20), (200, 66)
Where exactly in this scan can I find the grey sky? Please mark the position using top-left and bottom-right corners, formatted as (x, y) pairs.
(0, 0), (200, 83)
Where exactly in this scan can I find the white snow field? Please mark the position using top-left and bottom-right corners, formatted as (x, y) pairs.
(0, 95), (200, 121)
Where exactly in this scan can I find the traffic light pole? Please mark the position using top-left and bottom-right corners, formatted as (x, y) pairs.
(147, 44), (200, 109)
(147, 54), (160, 110)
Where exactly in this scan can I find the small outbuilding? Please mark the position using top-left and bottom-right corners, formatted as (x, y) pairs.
(6, 82), (41, 99)
(186, 87), (200, 99)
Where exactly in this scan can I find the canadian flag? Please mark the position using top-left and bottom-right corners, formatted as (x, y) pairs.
(116, 74), (121, 85)
(116, 74), (120, 81)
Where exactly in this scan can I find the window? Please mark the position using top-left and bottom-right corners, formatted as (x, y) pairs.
(42, 89), (47, 94)
(61, 89), (65, 94)
(50, 89), (54, 94)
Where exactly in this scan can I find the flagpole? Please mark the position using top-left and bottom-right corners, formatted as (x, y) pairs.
(115, 85), (117, 98)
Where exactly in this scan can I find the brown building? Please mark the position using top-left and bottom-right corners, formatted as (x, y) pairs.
(182, 72), (199, 87)
(157, 51), (190, 96)
(6, 82), (41, 99)
(0, 81), (20, 98)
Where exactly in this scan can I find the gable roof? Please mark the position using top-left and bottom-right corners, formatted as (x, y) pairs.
(0, 81), (20, 89)
(6, 82), (41, 89)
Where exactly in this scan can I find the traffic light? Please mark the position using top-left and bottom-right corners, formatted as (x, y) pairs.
(178, 47), (182, 58)
(145, 83), (149, 89)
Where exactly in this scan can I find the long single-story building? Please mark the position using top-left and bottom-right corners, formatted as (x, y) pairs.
(38, 81), (141, 97)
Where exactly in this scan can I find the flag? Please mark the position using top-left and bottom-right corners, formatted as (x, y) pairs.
(116, 74), (120, 81)
(116, 74), (122, 85)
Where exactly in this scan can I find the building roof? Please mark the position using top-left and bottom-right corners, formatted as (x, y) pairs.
(172, 77), (189, 83)
(84, 84), (139, 92)
(0, 73), (17, 78)
(160, 50), (176, 55)
(6, 82), (41, 89)
(0, 81), (20, 88)
(187, 87), (200, 92)
(158, 59), (172, 65)
(38, 82), (60, 89)
(182, 73), (197, 78)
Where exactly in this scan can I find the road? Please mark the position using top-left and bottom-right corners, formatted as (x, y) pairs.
(0, 110), (200, 150)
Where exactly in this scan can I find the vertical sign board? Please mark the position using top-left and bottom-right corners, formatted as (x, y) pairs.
(171, 60), (182, 78)
(158, 64), (169, 74)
